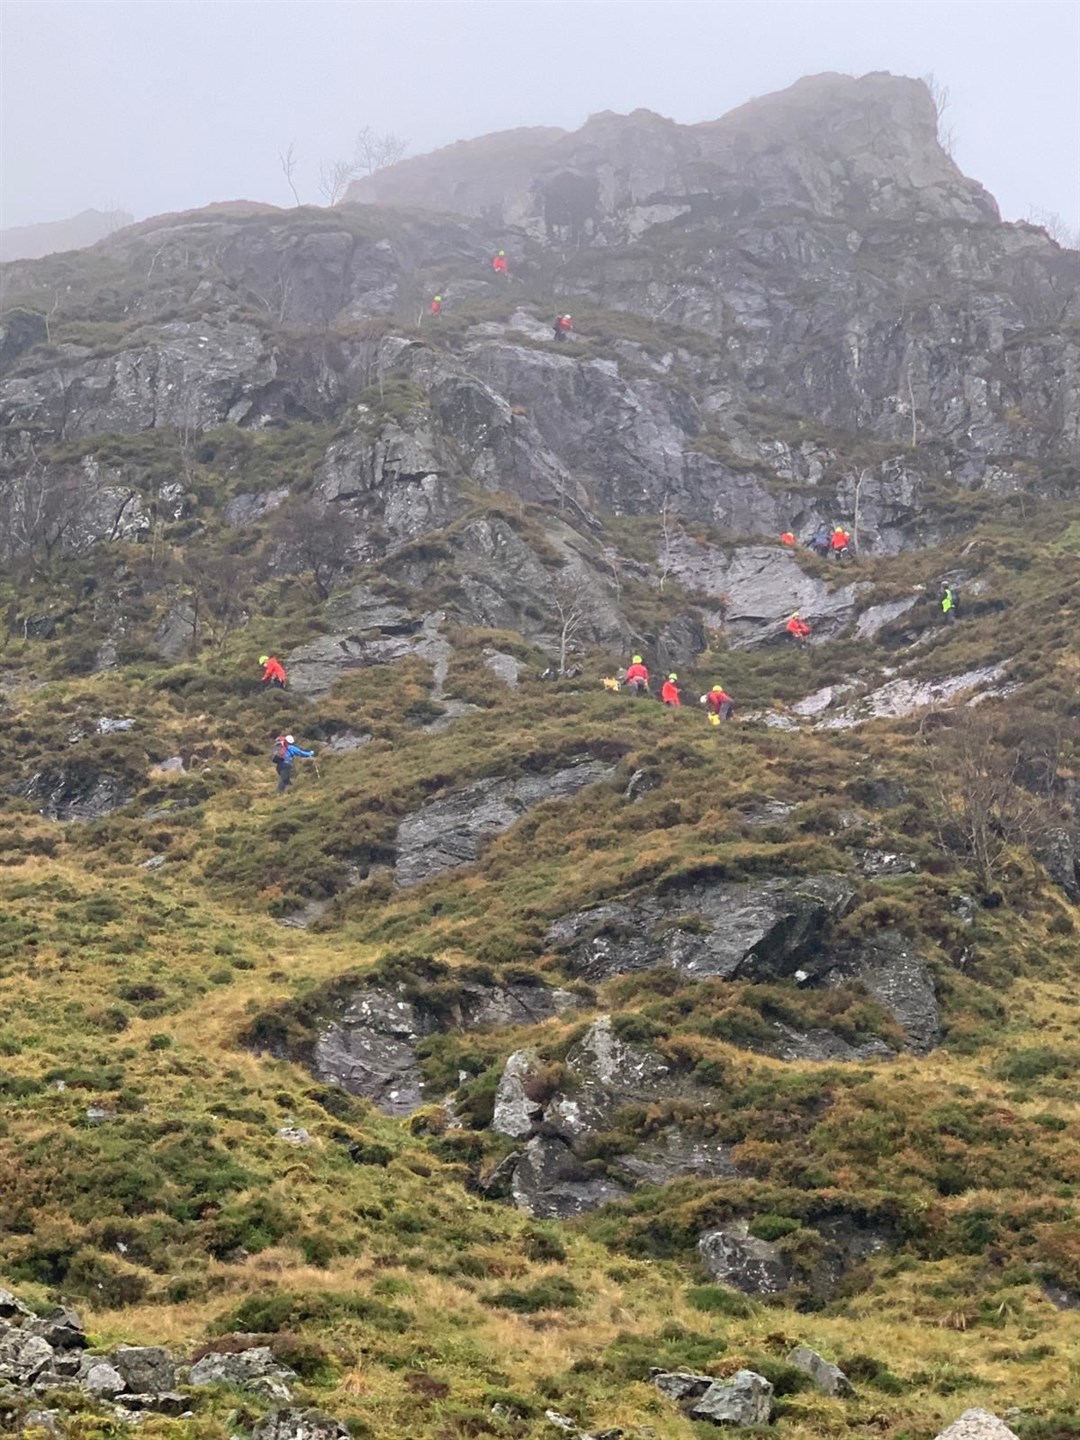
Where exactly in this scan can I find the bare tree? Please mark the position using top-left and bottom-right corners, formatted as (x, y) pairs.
(1022, 207), (1080, 251)
(551, 571), (587, 677)
(181, 550), (249, 650)
(658, 493), (678, 593)
(921, 706), (1056, 891)
(920, 73), (955, 157)
(0, 455), (131, 579)
(353, 125), (408, 176)
(279, 142), (302, 206)
(273, 500), (352, 599)
(319, 159), (356, 208)
(602, 545), (623, 605)
(852, 467), (869, 555)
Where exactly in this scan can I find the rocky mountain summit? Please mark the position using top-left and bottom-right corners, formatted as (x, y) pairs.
(0, 69), (1077, 1440)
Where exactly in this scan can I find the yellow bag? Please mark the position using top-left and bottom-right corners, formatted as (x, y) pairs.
(708, 711), (721, 727)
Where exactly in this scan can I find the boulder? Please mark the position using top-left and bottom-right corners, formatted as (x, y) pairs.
(651, 1370), (712, 1402)
(787, 1344), (854, 1396)
(933, 1412), (1021, 1440)
(548, 875), (855, 984)
(25, 1309), (86, 1352)
(0, 1289), (34, 1322)
(252, 1408), (350, 1440)
(189, 1345), (296, 1394)
(698, 1222), (794, 1295)
(82, 1359), (125, 1396)
(110, 1344), (176, 1394)
(0, 1331), (55, 1383)
(689, 1369), (774, 1426)
(508, 1135), (630, 1219)
(394, 760), (615, 888)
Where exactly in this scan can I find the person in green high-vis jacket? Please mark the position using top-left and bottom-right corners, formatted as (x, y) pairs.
(941, 585), (956, 623)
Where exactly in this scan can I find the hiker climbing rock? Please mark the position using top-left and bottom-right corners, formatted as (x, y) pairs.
(260, 654), (287, 689)
(700, 682), (734, 722)
(808, 525), (831, 557)
(492, 250), (509, 276)
(941, 584), (957, 623)
(830, 525), (852, 559)
(430, 294), (442, 316)
(624, 655), (650, 697)
(554, 313), (573, 341)
(786, 612), (811, 642)
(661, 673), (681, 706)
(272, 734), (314, 794)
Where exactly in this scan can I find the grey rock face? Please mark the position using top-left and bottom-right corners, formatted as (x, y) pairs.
(189, 1345), (296, 1394)
(110, 1344), (176, 1394)
(313, 980), (580, 1116)
(767, 1023), (893, 1064)
(491, 1019), (733, 1214)
(24, 1308), (86, 1352)
(548, 875), (854, 984)
(787, 1344), (853, 1396)
(698, 1222), (794, 1295)
(824, 930), (939, 1052)
(252, 1409), (351, 1440)
(611, 1131), (741, 1187)
(651, 1371), (713, 1403)
(0, 1290), (33, 1322)
(509, 1135), (630, 1219)
(689, 1369), (774, 1426)
(933, 1411), (1021, 1440)
(82, 1360), (126, 1396)
(666, 538), (861, 645)
(23, 768), (131, 822)
(0, 1331), (55, 1383)
(394, 760), (614, 888)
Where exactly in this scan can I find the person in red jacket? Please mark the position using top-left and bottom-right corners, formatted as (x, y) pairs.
(259, 654), (287, 688)
(786, 613), (811, 642)
(624, 654), (650, 697)
(700, 683), (734, 722)
(430, 295), (442, 317)
(492, 251), (508, 276)
(661, 673), (681, 706)
(779, 531), (797, 547)
(555, 313), (573, 341)
(830, 526), (852, 557)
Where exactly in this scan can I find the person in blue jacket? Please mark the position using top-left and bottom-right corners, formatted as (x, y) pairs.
(272, 733), (314, 794)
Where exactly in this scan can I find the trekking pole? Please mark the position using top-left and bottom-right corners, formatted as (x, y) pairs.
(313, 758), (322, 781)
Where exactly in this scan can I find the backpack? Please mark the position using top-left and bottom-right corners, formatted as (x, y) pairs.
(272, 735), (289, 762)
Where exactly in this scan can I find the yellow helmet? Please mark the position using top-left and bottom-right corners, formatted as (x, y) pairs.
(259, 655), (269, 665)
(713, 682), (723, 691)
(668, 673), (678, 681)
(632, 654), (643, 664)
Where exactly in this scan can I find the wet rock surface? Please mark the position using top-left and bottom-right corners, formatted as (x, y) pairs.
(394, 759), (615, 887)
(823, 930), (939, 1052)
(547, 875), (855, 984)
(313, 980), (582, 1116)
(489, 1018), (734, 1216)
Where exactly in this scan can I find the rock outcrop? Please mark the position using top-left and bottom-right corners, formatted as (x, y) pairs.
(313, 979), (581, 1116)
(394, 760), (615, 887)
(652, 1366), (774, 1426)
(547, 875), (854, 984)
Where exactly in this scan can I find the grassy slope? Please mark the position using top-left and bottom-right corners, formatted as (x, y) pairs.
(0, 519), (1078, 1440)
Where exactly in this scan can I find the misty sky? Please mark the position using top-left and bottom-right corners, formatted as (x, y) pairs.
(2, 0), (1078, 235)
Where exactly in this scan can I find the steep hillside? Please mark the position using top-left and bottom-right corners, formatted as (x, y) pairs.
(0, 72), (1078, 1440)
